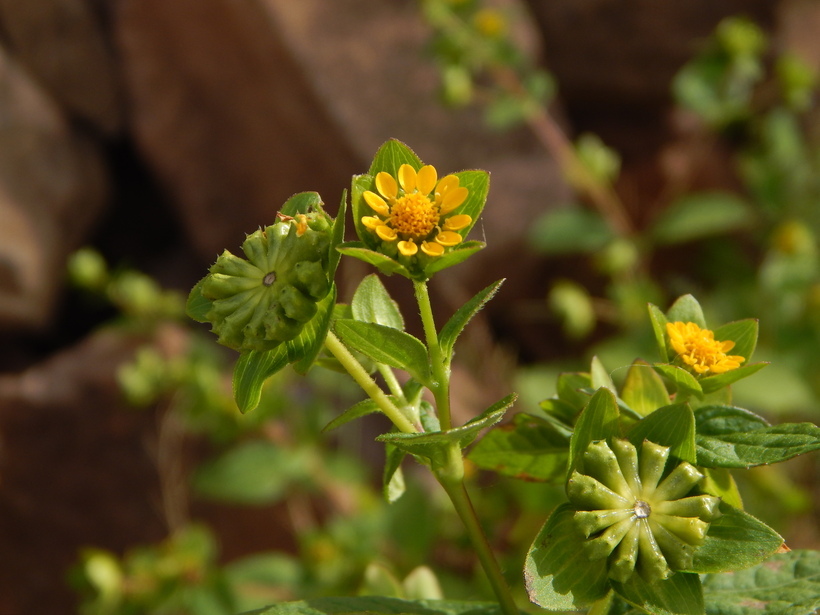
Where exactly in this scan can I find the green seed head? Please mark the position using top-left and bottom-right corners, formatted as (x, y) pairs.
(569, 438), (720, 583)
(197, 211), (332, 351)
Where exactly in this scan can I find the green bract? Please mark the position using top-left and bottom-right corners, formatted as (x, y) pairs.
(568, 439), (721, 583)
(189, 208), (332, 352)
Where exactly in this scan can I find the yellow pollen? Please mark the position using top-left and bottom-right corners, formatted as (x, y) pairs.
(666, 322), (745, 375)
(390, 193), (440, 239)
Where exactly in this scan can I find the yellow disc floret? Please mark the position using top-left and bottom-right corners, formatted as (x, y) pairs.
(362, 163), (471, 259)
(666, 321), (746, 375)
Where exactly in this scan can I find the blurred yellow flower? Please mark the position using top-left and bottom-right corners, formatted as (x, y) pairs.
(666, 321), (745, 375)
(362, 164), (470, 257)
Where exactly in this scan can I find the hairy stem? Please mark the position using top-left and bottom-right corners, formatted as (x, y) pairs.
(414, 280), (452, 430)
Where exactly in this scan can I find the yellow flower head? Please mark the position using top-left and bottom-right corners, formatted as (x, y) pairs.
(666, 321), (745, 376)
(361, 164), (471, 258)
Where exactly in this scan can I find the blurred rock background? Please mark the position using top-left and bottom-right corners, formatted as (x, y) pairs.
(0, 0), (811, 612)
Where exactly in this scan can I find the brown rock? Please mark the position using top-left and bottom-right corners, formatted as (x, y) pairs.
(0, 0), (123, 135)
(0, 49), (107, 331)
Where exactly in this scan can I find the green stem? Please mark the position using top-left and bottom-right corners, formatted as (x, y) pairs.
(437, 448), (519, 615)
(324, 331), (418, 434)
(414, 280), (452, 430)
(377, 363), (406, 403)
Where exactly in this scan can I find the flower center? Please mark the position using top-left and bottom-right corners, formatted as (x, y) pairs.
(633, 500), (651, 519)
(390, 193), (440, 239)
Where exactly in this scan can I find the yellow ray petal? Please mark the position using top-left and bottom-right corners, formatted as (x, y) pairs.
(398, 164), (417, 193)
(375, 172), (398, 200)
(397, 240), (419, 256)
(417, 165), (438, 195)
(362, 216), (382, 229)
(435, 174), (460, 201)
(363, 191), (390, 216)
(376, 225), (398, 241)
(440, 186), (468, 214)
(435, 230), (463, 246)
(421, 241), (445, 256)
(443, 214), (471, 231)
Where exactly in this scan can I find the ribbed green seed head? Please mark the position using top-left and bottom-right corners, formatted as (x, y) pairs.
(199, 212), (332, 351)
(568, 438), (721, 583)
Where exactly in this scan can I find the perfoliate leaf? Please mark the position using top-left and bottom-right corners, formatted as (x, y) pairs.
(377, 395), (515, 469)
(439, 279), (504, 356)
(568, 388), (621, 476)
(333, 319), (431, 386)
(627, 403), (697, 464)
(233, 346), (289, 414)
(701, 550), (820, 615)
(694, 405), (820, 468)
(337, 243), (412, 278)
(666, 295), (707, 328)
(652, 364), (703, 399)
(621, 359), (671, 417)
(524, 503), (610, 610)
(612, 571), (704, 615)
(351, 273), (404, 330)
(467, 413), (569, 482)
(690, 501), (783, 573)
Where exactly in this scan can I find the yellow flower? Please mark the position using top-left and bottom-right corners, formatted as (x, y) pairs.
(362, 164), (471, 258)
(666, 322), (745, 376)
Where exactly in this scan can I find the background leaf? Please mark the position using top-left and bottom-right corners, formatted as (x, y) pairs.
(529, 207), (615, 254)
(246, 596), (505, 615)
(694, 405), (820, 468)
(701, 550), (820, 615)
(650, 192), (753, 245)
(467, 413), (569, 482)
(690, 501), (783, 573)
(524, 503), (610, 610)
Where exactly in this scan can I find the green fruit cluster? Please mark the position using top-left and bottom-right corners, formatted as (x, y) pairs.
(567, 439), (721, 583)
(199, 213), (332, 351)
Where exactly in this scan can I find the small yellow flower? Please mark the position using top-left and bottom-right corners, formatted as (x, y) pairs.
(362, 164), (471, 258)
(666, 322), (745, 376)
(473, 8), (507, 39)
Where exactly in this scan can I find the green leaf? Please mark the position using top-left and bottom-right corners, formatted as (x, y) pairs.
(590, 356), (616, 392)
(648, 303), (671, 362)
(383, 443), (406, 503)
(652, 364), (703, 399)
(524, 503), (610, 610)
(245, 597), (506, 615)
(449, 170), (489, 239)
(440, 279), (504, 356)
(627, 403), (697, 464)
(529, 207), (615, 254)
(556, 371), (592, 410)
(333, 319), (430, 385)
(568, 387), (621, 476)
(694, 405), (820, 468)
(369, 139), (424, 177)
(666, 295), (707, 328)
(467, 413), (569, 482)
(351, 273), (404, 330)
(690, 501), (783, 573)
(650, 192), (753, 245)
(699, 362), (768, 394)
(193, 440), (310, 505)
(621, 360), (671, 417)
(233, 345), (289, 414)
(712, 319), (758, 361)
(337, 243), (412, 278)
(280, 191), (323, 216)
(322, 398), (382, 433)
(328, 189), (347, 279)
(288, 285), (337, 374)
(537, 398), (576, 432)
(186, 277), (213, 322)
(701, 550), (820, 615)
(378, 395), (516, 468)
(700, 467), (743, 508)
(611, 572), (704, 615)
(423, 241), (486, 278)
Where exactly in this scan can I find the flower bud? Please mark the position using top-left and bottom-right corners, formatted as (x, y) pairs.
(567, 438), (721, 583)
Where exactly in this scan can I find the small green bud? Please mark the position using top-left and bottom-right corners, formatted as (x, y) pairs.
(568, 438), (720, 583)
(196, 211), (333, 352)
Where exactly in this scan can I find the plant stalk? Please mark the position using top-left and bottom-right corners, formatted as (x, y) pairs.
(324, 331), (418, 434)
(414, 280), (452, 430)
